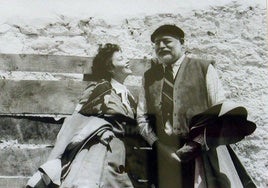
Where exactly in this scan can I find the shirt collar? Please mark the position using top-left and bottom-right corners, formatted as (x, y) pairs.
(110, 78), (128, 94)
(172, 54), (185, 69)
(163, 54), (186, 77)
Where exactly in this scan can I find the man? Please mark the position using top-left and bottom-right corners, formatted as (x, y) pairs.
(137, 24), (256, 188)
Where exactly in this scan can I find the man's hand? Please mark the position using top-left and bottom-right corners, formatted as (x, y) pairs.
(153, 141), (181, 163)
(175, 141), (201, 162)
(171, 152), (181, 162)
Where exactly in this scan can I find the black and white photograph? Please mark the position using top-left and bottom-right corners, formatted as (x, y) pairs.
(0, 0), (267, 187)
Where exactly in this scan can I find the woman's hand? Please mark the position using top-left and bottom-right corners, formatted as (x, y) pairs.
(99, 130), (115, 147)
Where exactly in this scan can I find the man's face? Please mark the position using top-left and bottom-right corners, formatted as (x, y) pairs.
(154, 35), (183, 65)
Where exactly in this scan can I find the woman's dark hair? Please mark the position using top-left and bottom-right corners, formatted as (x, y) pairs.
(91, 43), (121, 81)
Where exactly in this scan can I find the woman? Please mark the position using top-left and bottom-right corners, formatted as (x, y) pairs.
(27, 43), (136, 188)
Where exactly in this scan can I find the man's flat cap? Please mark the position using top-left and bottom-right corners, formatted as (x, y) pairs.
(151, 24), (185, 44)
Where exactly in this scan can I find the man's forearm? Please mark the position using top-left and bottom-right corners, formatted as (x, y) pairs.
(137, 116), (158, 146)
(137, 79), (159, 146)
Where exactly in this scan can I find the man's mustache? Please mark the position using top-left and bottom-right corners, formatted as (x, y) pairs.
(157, 50), (171, 55)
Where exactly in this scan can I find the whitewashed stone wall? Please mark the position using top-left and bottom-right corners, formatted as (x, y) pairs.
(0, 1), (267, 187)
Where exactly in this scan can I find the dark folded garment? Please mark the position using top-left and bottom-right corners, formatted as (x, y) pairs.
(189, 102), (256, 147)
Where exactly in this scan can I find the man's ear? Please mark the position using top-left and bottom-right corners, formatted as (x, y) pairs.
(108, 63), (115, 74)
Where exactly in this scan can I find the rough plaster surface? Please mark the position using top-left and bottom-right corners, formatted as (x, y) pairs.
(0, 1), (267, 187)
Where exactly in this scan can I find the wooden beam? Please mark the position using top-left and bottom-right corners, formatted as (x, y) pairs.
(0, 177), (30, 188)
(0, 147), (52, 176)
(0, 79), (87, 114)
(0, 116), (62, 144)
(0, 54), (150, 75)
(0, 116), (144, 144)
(0, 80), (140, 115)
(0, 54), (92, 74)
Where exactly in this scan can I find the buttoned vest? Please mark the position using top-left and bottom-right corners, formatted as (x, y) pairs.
(144, 57), (213, 137)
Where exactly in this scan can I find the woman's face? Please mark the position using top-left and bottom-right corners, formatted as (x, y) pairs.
(111, 51), (132, 76)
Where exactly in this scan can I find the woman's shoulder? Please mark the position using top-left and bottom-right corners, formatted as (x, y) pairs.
(79, 79), (112, 104)
(86, 79), (111, 90)
(78, 79), (113, 115)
